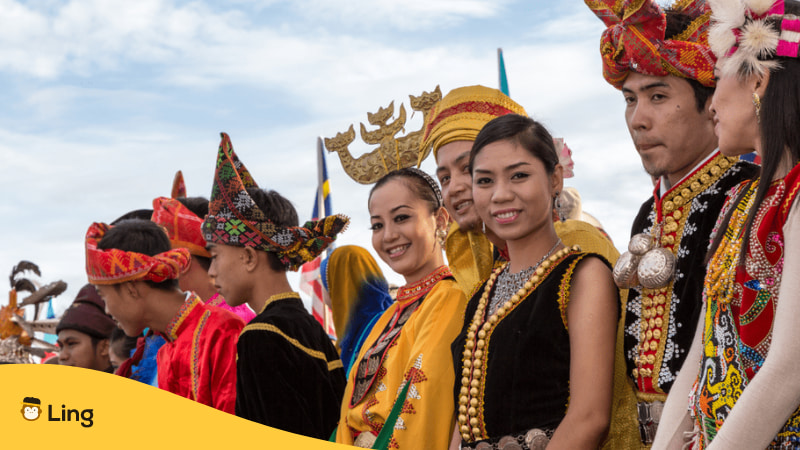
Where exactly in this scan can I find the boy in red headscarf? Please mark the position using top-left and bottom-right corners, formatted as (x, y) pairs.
(85, 219), (244, 414)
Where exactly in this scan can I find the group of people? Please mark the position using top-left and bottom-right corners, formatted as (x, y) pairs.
(45, 0), (800, 448)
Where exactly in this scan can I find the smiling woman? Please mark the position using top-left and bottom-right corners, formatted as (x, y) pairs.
(452, 114), (619, 449)
(335, 168), (468, 449)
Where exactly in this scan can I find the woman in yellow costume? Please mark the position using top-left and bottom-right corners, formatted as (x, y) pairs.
(336, 167), (467, 449)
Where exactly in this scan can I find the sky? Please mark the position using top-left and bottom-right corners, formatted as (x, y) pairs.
(1, 0), (659, 317)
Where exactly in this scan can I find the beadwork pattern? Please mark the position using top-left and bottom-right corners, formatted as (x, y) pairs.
(692, 162), (800, 448)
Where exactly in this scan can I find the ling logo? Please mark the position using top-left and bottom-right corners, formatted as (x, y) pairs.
(22, 397), (42, 421)
(20, 396), (94, 427)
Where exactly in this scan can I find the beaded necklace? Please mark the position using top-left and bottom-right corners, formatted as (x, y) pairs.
(457, 244), (579, 443)
(489, 239), (562, 315)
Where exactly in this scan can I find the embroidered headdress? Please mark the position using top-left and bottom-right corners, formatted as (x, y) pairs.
(171, 170), (187, 199)
(586, 0), (716, 88)
(85, 222), (191, 285)
(202, 133), (349, 271)
(708, 0), (798, 77)
(151, 197), (211, 258)
(419, 85), (527, 163)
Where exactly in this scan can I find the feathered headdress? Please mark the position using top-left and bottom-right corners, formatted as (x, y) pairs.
(709, 0), (798, 77)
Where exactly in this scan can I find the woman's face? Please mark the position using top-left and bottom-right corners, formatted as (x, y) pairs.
(710, 69), (762, 157)
(369, 178), (444, 285)
(472, 139), (561, 244)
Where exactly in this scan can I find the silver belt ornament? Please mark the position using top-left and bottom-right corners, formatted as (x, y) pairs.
(637, 400), (664, 445)
(465, 428), (550, 450)
(613, 232), (676, 289)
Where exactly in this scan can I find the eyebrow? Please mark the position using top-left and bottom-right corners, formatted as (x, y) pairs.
(435, 150), (471, 176)
(370, 204), (411, 220)
(622, 81), (670, 95)
(473, 161), (531, 174)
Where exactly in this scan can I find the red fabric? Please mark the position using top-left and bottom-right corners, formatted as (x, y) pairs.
(151, 197), (211, 258)
(85, 222), (191, 285)
(587, 0), (716, 88)
(156, 293), (244, 414)
(116, 335), (147, 378)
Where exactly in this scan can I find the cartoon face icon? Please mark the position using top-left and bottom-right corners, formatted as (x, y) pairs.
(22, 397), (42, 421)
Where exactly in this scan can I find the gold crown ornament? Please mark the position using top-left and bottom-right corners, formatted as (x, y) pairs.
(324, 86), (442, 184)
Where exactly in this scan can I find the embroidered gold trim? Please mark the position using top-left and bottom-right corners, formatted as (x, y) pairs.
(259, 291), (300, 315)
(558, 255), (588, 330)
(633, 154), (738, 394)
(241, 322), (341, 369)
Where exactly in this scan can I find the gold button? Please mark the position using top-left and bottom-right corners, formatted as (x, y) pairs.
(673, 210), (682, 220)
(476, 339), (485, 349)
(711, 166), (721, 176)
(681, 188), (691, 198)
(664, 201), (675, 212)
(649, 318), (656, 328)
(646, 330), (652, 340)
(470, 398), (479, 407)
(657, 306), (664, 315)
(474, 360), (482, 369)
(473, 369), (482, 379)
(459, 414), (467, 423)
(470, 387), (479, 396)
(647, 355), (656, 365)
(472, 427), (481, 436)
(632, 368), (639, 378)
(653, 329), (662, 339)
(468, 407), (477, 416)
(649, 341), (657, 351)
(655, 318), (663, 327)
(478, 330), (486, 339)
(673, 195), (684, 206)
(459, 405), (467, 414)
(474, 350), (484, 359)
(690, 182), (701, 192)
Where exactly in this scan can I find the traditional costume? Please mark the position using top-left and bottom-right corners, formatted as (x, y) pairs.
(337, 266), (466, 449)
(680, 2), (800, 447)
(85, 222), (243, 413)
(152, 185), (256, 323)
(320, 245), (393, 377)
(586, 0), (759, 446)
(201, 132), (347, 438)
(452, 247), (612, 449)
(418, 85), (620, 295)
(326, 99), (468, 448)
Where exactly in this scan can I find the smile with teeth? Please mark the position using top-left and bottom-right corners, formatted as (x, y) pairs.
(454, 200), (473, 212)
(387, 244), (410, 257)
(493, 210), (518, 224)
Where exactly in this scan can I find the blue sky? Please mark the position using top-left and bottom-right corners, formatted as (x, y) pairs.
(1, 0), (656, 315)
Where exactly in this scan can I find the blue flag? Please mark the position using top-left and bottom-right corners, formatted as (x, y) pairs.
(498, 48), (510, 96)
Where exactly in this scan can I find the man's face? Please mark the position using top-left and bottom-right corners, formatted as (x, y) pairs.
(94, 284), (145, 337)
(622, 73), (717, 186)
(207, 243), (249, 307)
(435, 140), (480, 230)
(57, 329), (109, 371)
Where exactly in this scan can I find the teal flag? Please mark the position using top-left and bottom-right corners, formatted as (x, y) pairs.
(498, 48), (510, 96)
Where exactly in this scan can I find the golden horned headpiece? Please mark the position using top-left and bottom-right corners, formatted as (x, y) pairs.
(324, 86), (442, 184)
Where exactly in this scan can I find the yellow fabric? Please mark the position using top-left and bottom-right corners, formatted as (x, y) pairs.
(336, 278), (467, 449)
(554, 219), (619, 266)
(445, 221), (494, 297)
(419, 85), (527, 163)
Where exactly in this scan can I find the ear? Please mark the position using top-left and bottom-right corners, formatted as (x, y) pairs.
(242, 246), (260, 272)
(122, 281), (141, 300)
(435, 206), (450, 232)
(96, 339), (110, 358)
(550, 164), (564, 196)
(754, 71), (770, 98)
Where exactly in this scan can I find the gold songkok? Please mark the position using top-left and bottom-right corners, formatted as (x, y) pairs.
(419, 85), (527, 163)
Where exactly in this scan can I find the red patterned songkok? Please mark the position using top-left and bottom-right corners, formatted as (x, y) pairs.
(419, 85), (527, 163)
(586, 0), (716, 88)
(85, 222), (191, 285)
(202, 133), (349, 271)
(151, 197), (211, 258)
